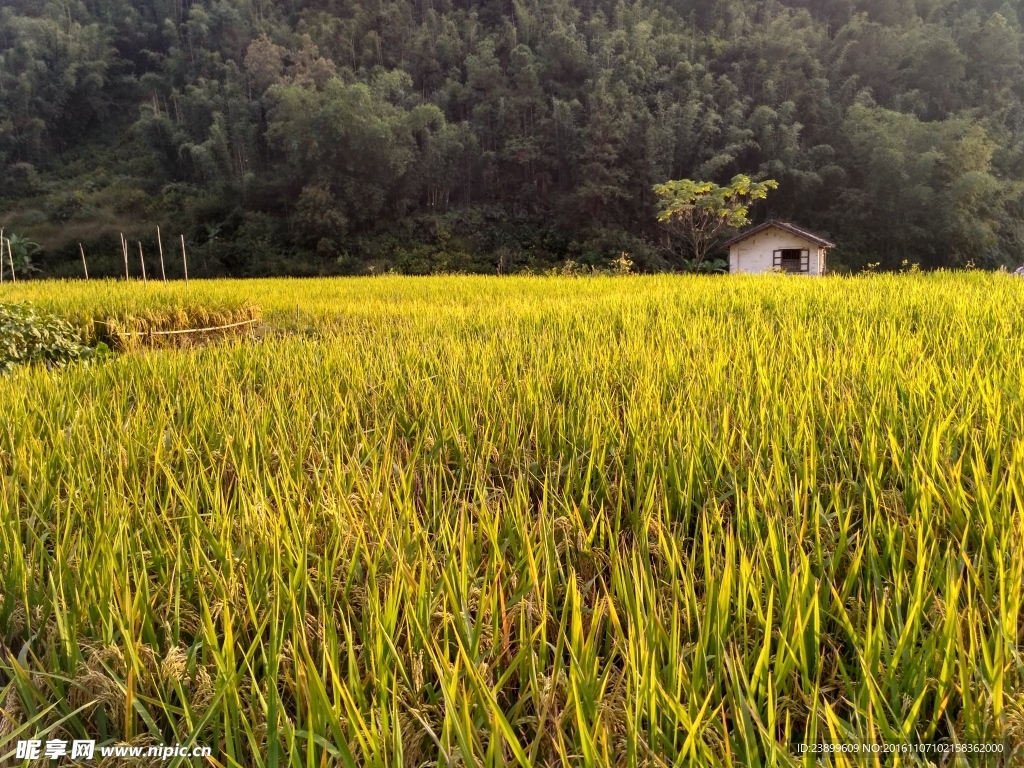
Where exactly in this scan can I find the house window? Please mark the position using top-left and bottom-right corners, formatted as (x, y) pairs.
(773, 248), (809, 273)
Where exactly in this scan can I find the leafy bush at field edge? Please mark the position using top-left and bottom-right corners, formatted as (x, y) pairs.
(0, 302), (100, 373)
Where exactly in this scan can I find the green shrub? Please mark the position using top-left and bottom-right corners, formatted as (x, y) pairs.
(45, 190), (88, 223)
(5, 162), (42, 198)
(0, 302), (98, 374)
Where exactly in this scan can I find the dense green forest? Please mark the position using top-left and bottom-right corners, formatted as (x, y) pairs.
(1, 0), (1023, 276)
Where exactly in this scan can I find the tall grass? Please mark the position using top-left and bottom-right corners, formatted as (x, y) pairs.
(1, 273), (1022, 766)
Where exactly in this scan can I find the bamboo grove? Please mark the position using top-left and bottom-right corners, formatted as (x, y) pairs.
(3, 0), (1024, 276)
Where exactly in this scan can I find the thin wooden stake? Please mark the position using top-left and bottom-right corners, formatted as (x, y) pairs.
(181, 235), (189, 287)
(138, 241), (147, 285)
(121, 233), (129, 280)
(157, 226), (167, 283)
(0, 229), (4, 284)
(79, 243), (89, 279)
(7, 238), (16, 283)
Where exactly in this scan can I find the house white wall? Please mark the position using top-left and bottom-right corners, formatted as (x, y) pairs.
(728, 227), (827, 275)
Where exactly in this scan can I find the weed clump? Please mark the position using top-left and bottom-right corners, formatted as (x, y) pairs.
(0, 302), (99, 373)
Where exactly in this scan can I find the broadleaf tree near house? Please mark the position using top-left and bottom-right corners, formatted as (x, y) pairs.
(653, 175), (778, 272)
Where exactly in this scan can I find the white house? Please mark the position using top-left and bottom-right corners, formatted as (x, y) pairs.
(724, 220), (835, 275)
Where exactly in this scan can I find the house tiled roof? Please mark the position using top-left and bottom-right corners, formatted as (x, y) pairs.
(723, 220), (836, 248)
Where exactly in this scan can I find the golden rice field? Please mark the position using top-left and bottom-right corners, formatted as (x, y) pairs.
(1, 273), (1023, 766)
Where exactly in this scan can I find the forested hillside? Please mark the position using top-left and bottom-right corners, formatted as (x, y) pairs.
(2, 0), (1023, 276)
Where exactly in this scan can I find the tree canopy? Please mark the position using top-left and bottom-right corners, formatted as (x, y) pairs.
(654, 175), (778, 269)
(1, 0), (1023, 276)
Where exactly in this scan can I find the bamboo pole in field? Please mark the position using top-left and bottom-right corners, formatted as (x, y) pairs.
(0, 229), (4, 284)
(121, 233), (129, 280)
(157, 226), (167, 283)
(181, 235), (189, 287)
(7, 238), (16, 283)
(138, 241), (147, 285)
(80, 243), (89, 279)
